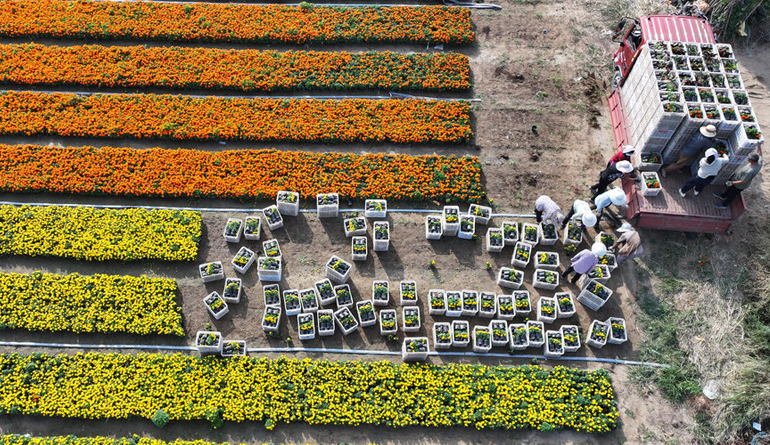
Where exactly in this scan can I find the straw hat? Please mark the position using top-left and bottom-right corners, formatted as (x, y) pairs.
(617, 222), (634, 232)
(608, 188), (627, 205)
(622, 145), (635, 154)
(700, 124), (717, 138)
(616, 160), (633, 173)
(591, 242), (607, 257)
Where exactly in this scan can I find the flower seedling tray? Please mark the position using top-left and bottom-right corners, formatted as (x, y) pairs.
(257, 256), (282, 282)
(195, 330), (222, 355)
(283, 289), (301, 316)
(497, 268), (524, 290)
(379, 309), (397, 336)
(243, 215), (261, 241)
(522, 223), (539, 245)
(533, 269), (560, 290)
(364, 199), (387, 219)
(433, 322), (452, 350)
(511, 241), (532, 268)
(502, 221), (518, 246)
(262, 239), (282, 259)
(640, 172), (662, 197)
(299, 288), (319, 313)
(539, 223), (558, 246)
(509, 323), (528, 351)
(223, 218), (243, 243)
(402, 306), (421, 333)
(425, 215), (443, 240)
(527, 320), (545, 347)
(442, 206), (460, 236)
(473, 326), (492, 353)
(343, 217), (367, 237)
(263, 205), (284, 231)
(537, 296), (557, 324)
(579, 265), (611, 287)
(534, 251), (559, 271)
(221, 340), (246, 358)
(317, 309), (335, 337)
(351, 236), (367, 261)
(315, 279), (336, 306)
(445, 291), (463, 317)
(297, 313), (316, 341)
(316, 193), (339, 218)
(334, 284), (354, 308)
(606, 317), (628, 344)
(428, 289), (447, 316)
(586, 320), (609, 348)
(451, 320), (470, 348)
(461, 290), (479, 317)
(232, 246), (257, 274)
(513, 291), (531, 316)
(544, 330), (565, 358)
(468, 204), (492, 225)
(578, 279), (613, 311)
(373, 221), (390, 251)
(261, 305), (281, 333)
(334, 306), (359, 335)
(276, 190), (299, 217)
(555, 292), (576, 319)
(489, 320), (509, 347)
(326, 255), (352, 283)
(263, 284), (281, 307)
(199, 261), (224, 283)
(402, 337), (429, 362)
(222, 277), (242, 304)
(478, 291), (497, 318)
(561, 325), (581, 352)
(356, 300), (377, 327)
(563, 222), (583, 246)
(458, 215), (475, 240)
(400, 280), (417, 306)
(203, 291), (229, 320)
(496, 294), (515, 320)
(486, 227), (504, 253)
(372, 280), (390, 307)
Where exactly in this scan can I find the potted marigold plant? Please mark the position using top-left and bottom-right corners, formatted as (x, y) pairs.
(496, 293), (515, 320)
(317, 309), (335, 337)
(461, 290), (479, 316)
(343, 217), (367, 237)
(497, 267), (524, 290)
(263, 205), (284, 231)
(539, 222), (558, 246)
(372, 280), (390, 307)
(314, 279), (336, 306)
(223, 218), (243, 243)
(458, 215), (475, 240)
(356, 299), (376, 327)
(297, 313), (315, 341)
(501, 221), (518, 245)
(586, 319), (610, 348)
(486, 227), (504, 253)
(203, 291), (229, 320)
(232, 246), (256, 274)
(276, 190), (299, 217)
(533, 269), (559, 290)
(578, 279), (614, 311)
(478, 291), (497, 318)
(221, 339), (246, 358)
(445, 291), (463, 317)
(428, 289), (447, 316)
(373, 221), (390, 251)
(257, 256), (282, 282)
(425, 215), (443, 240)
(316, 193), (339, 218)
(195, 330), (222, 355)
(451, 320), (470, 347)
(299, 288), (319, 313)
(401, 337), (429, 362)
(513, 290), (531, 315)
(537, 296), (557, 324)
(522, 222), (539, 245)
(544, 330), (564, 358)
(400, 280), (417, 306)
(261, 305), (281, 333)
(433, 322), (452, 349)
(379, 309), (397, 336)
(365, 199), (387, 219)
(473, 325), (492, 353)
(509, 323), (528, 351)
(263, 284), (281, 306)
(199, 261), (224, 283)
(283, 289), (301, 316)
(534, 251), (559, 270)
(326, 255), (352, 283)
(606, 317), (628, 344)
(468, 203), (492, 225)
(243, 215), (261, 241)
(561, 325), (581, 352)
(222, 277), (242, 304)
(351, 236), (367, 262)
(402, 306), (421, 333)
(334, 306), (359, 335)
(263, 239), (282, 259)
(334, 284), (354, 308)
(442, 205), (460, 236)
(489, 320), (509, 347)
(527, 320), (545, 347)
(555, 292), (576, 318)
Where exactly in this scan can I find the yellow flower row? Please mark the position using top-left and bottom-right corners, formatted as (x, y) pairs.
(0, 435), (376, 445)
(0, 353), (618, 433)
(0, 205), (201, 261)
(0, 271), (184, 336)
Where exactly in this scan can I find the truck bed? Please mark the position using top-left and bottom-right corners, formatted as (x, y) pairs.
(623, 172), (746, 234)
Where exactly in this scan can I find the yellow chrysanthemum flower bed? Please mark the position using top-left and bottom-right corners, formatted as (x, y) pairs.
(0, 205), (201, 261)
(0, 271), (183, 336)
(0, 435), (371, 445)
(0, 353), (618, 433)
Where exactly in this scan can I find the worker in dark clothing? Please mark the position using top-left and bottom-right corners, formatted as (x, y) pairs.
(590, 160), (634, 198)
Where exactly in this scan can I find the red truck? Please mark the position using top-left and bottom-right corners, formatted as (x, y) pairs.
(607, 15), (753, 234)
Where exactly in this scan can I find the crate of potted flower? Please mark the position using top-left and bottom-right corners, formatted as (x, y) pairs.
(261, 305), (281, 333)
(596, 232), (615, 251)
(232, 246), (256, 274)
(442, 205), (460, 236)
(351, 236), (367, 262)
(356, 300), (376, 327)
(316, 193), (339, 218)
(297, 313), (316, 341)
(544, 330), (565, 358)
(343, 217), (367, 237)
(560, 325), (581, 352)
(243, 215), (261, 241)
(473, 325), (492, 353)
(263, 205), (284, 231)
(478, 291), (497, 318)
(640, 172), (662, 197)
(379, 309), (397, 336)
(578, 279), (613, 311)
(534, 251), (559, 271)
(222, 277), (242, 304)
(257, 256), (282, 282)
(598, 253), (617, 271)
(489, 320), (509, 347)
(486, 227), (504, 253)
(276, 190), (300, 217)
(555, 292), (576, 318)
(496, 294), (515, 320)
(283, 289), (301, 316)
(511, 242), (532, 268)
(221, 339), (246, 358)
(635, 152), (663, 171)
(513, 291), (531, 315)
(373, 221), (390, 251)
(372, 280), (390, 307)
(445, 291), (463, 317)
(605, 317), (628, 345)
(402, 337), (430, 362)
(458, 215), (475, 240)
(527, 320), (545, 347)
(451, 320), (470, 347)
(537, 296), (557, 324)
(468, 203), (492, 225)
(497, 267), (524, 290)
(586, 319), (610, 348)
(326, 255), (352, 283)
(203, 291), (229, 320)
(509, 323), (528, 351)
(461, 290), (479, 316)
(502, 221), (519, 246)
(539, 223), (558, 246)
(533, 269), (560, 290)
(317, 309), (335, 337)
(263, 284), (281, 307)
(262, 239), (282, 259)
(300, 288), (319, 313)
(425, 215), (443, 240)
(314, 279), (336, 306)
(199, 261), (224, 283)
(364, 199), (387, 219)
(402, 306), (421, 333)
(223, 218), (243, 243)
(400, 280), (417, 306)
(521, 223), (539, 245)
(428, 289), (446, 316)
(563, 222), (583, 246)
(578, 265), (611, 287)
(334, 306), (359, 335)
(195, 330), (222, 355)
(433, 322), (452, 350)
(334, 284), (354, 308)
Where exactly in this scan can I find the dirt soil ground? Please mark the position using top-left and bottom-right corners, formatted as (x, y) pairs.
(1, 0), (770, 443)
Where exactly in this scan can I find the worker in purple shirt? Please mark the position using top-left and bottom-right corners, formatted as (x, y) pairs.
(561, 242), (607, 285)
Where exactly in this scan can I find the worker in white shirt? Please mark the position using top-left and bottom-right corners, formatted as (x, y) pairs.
(560, 199), (596, 236)
(679, 147), (729, 197)
(592, 188), (627, 225)
(533, 195), (565, 226)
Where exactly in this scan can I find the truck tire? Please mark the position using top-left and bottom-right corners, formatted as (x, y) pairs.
(611, 69), (623, 90)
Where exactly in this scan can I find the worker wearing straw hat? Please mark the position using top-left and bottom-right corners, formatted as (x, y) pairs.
(613, 222), (644, 264)
(590, 160), (634, 198)
(661, 124), (717, 177)
(607, 145), (635, 167)
(561, 242), (606, 285)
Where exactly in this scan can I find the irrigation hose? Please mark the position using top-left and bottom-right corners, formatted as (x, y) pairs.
(0, 341), (668, 367)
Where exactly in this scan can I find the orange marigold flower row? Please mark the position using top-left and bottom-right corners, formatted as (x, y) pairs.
(0, 0), (473, 45)
(0, 145), (486, 203)
(0, 43), (470, 92)
(0, 91), (473, 144)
